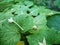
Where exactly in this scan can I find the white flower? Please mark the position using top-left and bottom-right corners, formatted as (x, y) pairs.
(8, 17), (24, 30)
(43, 38), (46, 45)
(8, 18), (14, 23)
(38, 38), (46, 45)
(38, 42), (43, 45)
(33, 25), (37, 30)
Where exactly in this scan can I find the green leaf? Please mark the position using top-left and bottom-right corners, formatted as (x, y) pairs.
(54, 32), (60, 44)
(10, 4), (29, 16)
(11, 3), (39, 17)
(54, 0), (60, 8)
(30, 0), (46, 5)
(29, 5), (39, 16)
(29, 14), (47, 34)
(0, 12), (13, 26)
(39, 6), (60, 16)
(47, 15), (60, 31)
(0, 19), (21, 45)
(0, 1), (14, 12)
(15, 5), (28, 15)
(14, 14), (33, 32)
(47, 15), (60, 44)
(46, 28), (57, 44)
(27, 29), (47, 45)
(24, 1), (34, 7)
(34, 14), (47, 26)
(0, 13), (5, 20)
(27, 14), (47, 45)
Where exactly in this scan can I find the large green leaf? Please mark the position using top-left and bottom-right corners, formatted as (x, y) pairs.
(10, 3), (40, 17)
(39, 6), (60, 16)
(46, 28), (57, 44)
(34, 14), (47, 26)
(0, 19), (21, 45)
(12, 4), (29, 15)
(27, 28), (47, 45)
(6, 4), (29, 16)
(54, 31), (60, 44)
(47, 15), (60, 31)
(0, 1), (14, 12)
(29, 14), (47, 33)
(47, 15), (60, 44)
(27, 14), (47, 45)
(14, 14), (33, 33)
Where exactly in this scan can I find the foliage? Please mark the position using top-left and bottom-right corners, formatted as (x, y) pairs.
(0, 0), (60, 45)
(54, 0), (60, 8)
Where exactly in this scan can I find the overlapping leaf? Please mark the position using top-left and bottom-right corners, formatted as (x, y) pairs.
(39, 6), (60, 16)
(29, 5), (39, 16)
(47, 15), (60, 31)
(55, 32), (60, 44)
(14, 14), (33, 32)
(0, 19), (21, 45)
(27, 14), (47, 45)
